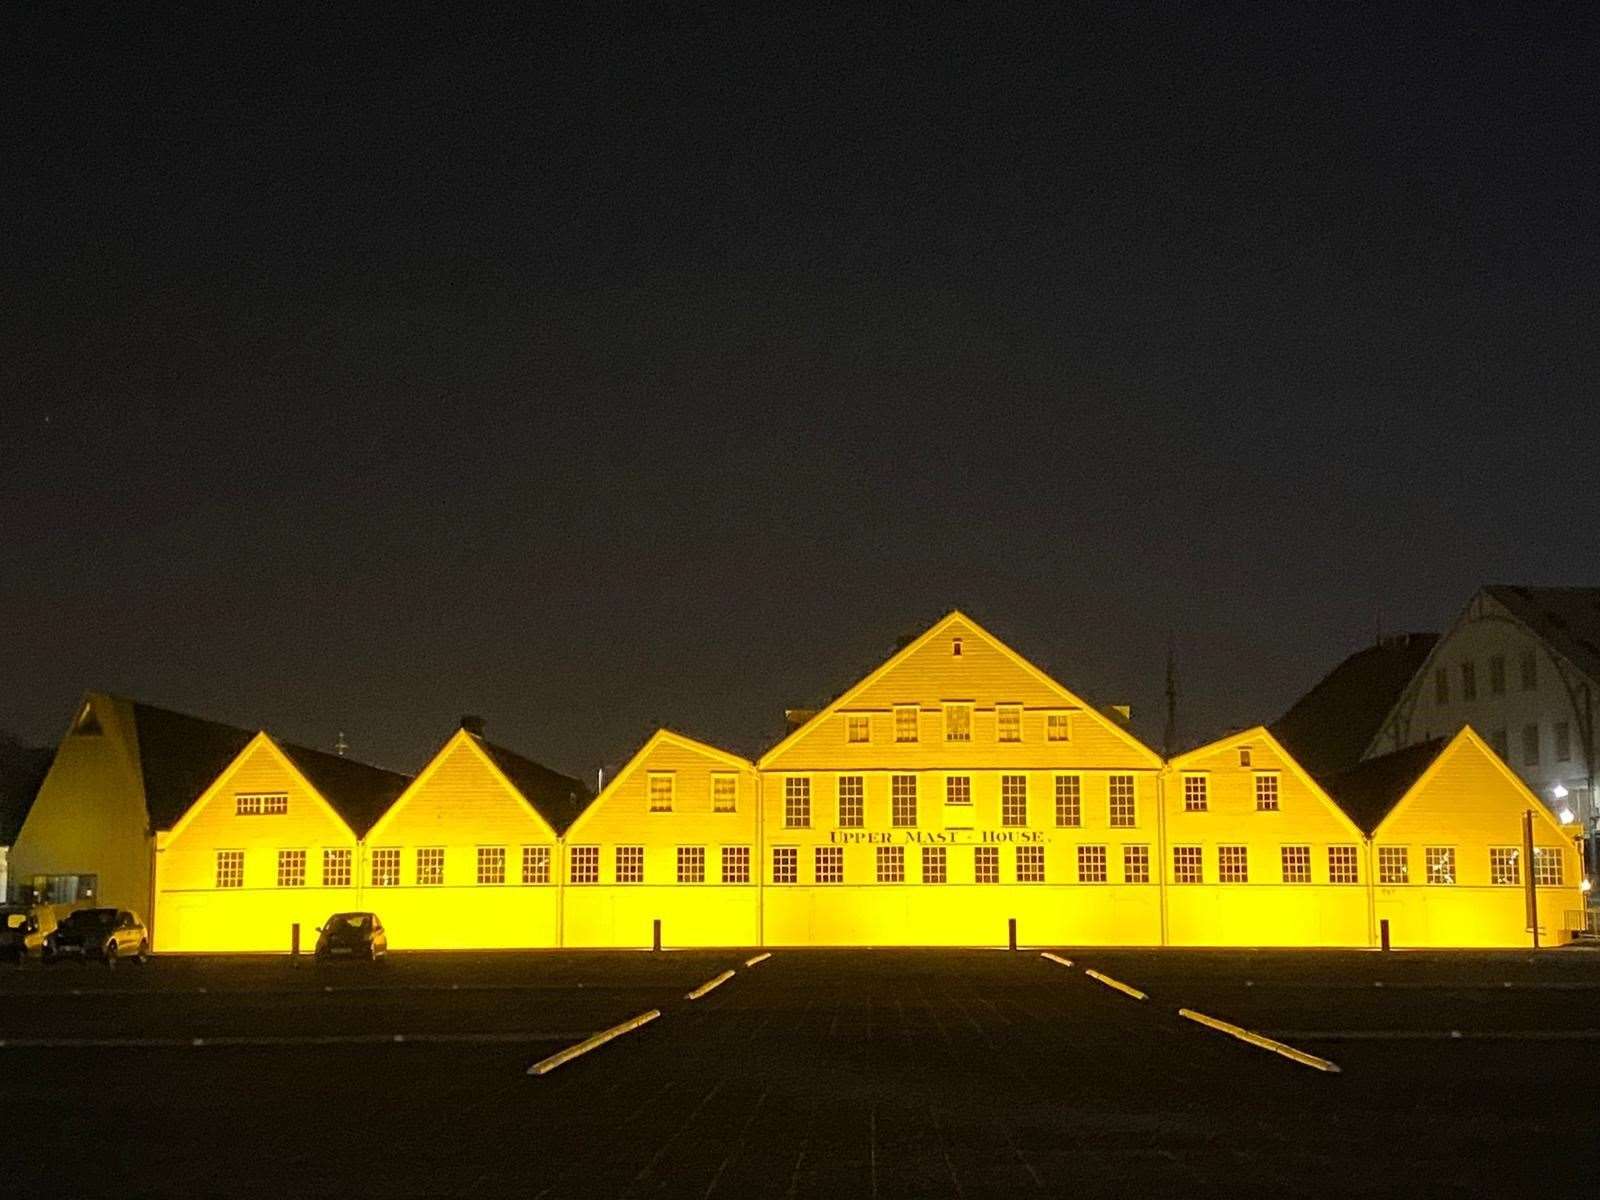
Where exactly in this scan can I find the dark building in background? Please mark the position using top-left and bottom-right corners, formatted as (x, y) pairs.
(0, 736), (56, 899)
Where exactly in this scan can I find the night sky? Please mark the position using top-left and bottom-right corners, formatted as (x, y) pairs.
(5, 5), (1598, 780)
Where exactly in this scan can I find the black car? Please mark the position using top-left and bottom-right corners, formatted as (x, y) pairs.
(45, 908), (149, 965)
(314, 912), (387, 962)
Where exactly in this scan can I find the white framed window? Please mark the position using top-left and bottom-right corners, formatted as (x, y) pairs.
(616, 845), (644, 883)
(1489, 654), (1506, 695)
(1055, 776), (1081, 827)
(569, 845), (600, 884)
(417, 847), (445, 886)
(876, 845), (905, 883)
(944, 703), (972, 743)
(1254, 774), (1280, 812)
(1490, 847), (1520, 886)
(1556, 722), (1572, 763)
(772, 846), (798, 884)
(974, 845), (999, 884)
(1461, 661), (1477, 700)
(952, 636), (963, 656)
(1123, 845), (1150, 884)
(1219, 845), (1248, 883)
(894, 705), (919, 743)
(838, 775), (865, 827)
(997, 705), (1022, 743)
(1522, 724), (1540, 766)
(1281, 845), (1311, 883)
(846, 714), (871, 744)
(922, 845), (947, 883)
(1435, 667), (1449, 705)
(371, 848), (400, 887)
(1077, 844), (1107, 883)
(1534, 847), (1564, 887)
(722, 845), (750, 884)
(891, 775), (917, 827)
(1001, 775), (1027, 827)
(1520, 649), (1538, 690)
(1491, 728), (1509, 761)
(677, 846), (706, 884)
(277, 849), (306, 888)
(1017, 844), (1045, 882)
(1046, 712), (1070, 742)
(784, 778), (811, 828)
(1238, 747), (1252, 768)
(322, 848), (351, 888)
(1172, 845), (1203, 884)
(521, 845), (551, 885)
(236, 792), (288, 816)
(1378, 846), (1409, 885)
(1108, 775), (1136, 827)
(216, 850), (244, 888)
(477, 846), (507, 885)
(1424, 847), (1455, 885)
(815, 846), (844, 884)
(1328, 845), (1359, 884)
(946, 776), (971, 806)
(648, 773), (674, 812)
(712, 774), (738, 813)
(1183, 775), (1208, 812)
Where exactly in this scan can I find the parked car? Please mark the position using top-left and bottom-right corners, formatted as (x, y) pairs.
(44, 908), (148, 965)
(1, 904), (56, 963)
(314, 912), (387, 962)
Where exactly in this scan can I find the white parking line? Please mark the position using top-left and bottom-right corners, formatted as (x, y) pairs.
(1263, 1028), (1600, 1042)
(686, 969), (736, 1000)
(0, 1031), (592, 1050)
(1040, 952), (1074, 968)
(744, 952), (772, 967)
(1179, 1009), (1340, 1072)
(527, 1009), (661, 1076)
(1084, 969), (1147, 1001)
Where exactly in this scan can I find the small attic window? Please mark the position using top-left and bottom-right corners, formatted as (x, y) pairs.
(1238, 746), (1252, 767)
(952, 637), (963, 657)
(73, 702), (103, 736)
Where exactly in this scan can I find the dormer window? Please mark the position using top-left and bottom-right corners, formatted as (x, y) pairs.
(1238, 747), (1252, 768)
(952, 637), (962, 656)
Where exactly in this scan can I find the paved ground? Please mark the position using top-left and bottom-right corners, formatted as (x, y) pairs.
(6, 947), (1599, 1197)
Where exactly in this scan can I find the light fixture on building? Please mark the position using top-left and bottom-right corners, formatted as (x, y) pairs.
(1553, 783), (1569, 799)
(1559, 807), (1576, 825)
(1582, 879), (1594, 894)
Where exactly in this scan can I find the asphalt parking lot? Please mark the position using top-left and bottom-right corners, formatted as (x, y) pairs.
(6, 947), (1599, 1198)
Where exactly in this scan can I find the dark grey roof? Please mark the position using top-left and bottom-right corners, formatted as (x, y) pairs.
(473, 734), (592, 836)
(130, 702), (257, 830)
(1485, 586), (1600, 682)
(1271, 633), (1439, 777)
(0, 739), (54, 844)
(276, 740), (412, 839)
(1318, 739), (1446, 835)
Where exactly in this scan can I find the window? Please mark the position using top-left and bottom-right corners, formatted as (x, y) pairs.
(815, 846), (844, 884)
(73, 701), (103, 736)
(1328, 845), (1359, 884)
(1183, 776), (1208, 812)
(1123, 845), (1150, 884)
(1001, 775), (1027, 826)
(1378, 846), (1409, 885)
(417, 848), (445, 886)
(946, 775), (971, 806)
(322, 848), (351, 888)
(712, 775), (738, 813)
(1520, 650), (1538, 691)
(475, 846), (506, 885)
(1254, 775), (1280, 812)
(1522, 723), (1540, 766)
(1491, 728), (1509, 760)
(1108, 775), (1136, 827)
(891, 775), (917, 827)
(276, 849), (306, 888)
(236, 792), (288, 816)
(1047, 712), (1070, 742)
(1489, 655), (1506, 695)
(1238, 747), (1252, 768)
(952, 637), (962, 656)
(876, 845), (905, 883)
(1534, 847), (1564, 887)
(521, 845), (551, 885)
(216, 850), (244, 888)
(1556, 721), (1572, 763)
(974, 845), (999, 884)
(771, 846), (798, 884)
(1489, 847), (1520, 886)
(1461, 661), (1477, 700)
(648, 774), (674, 812)
(998, 705), (1022, 742)
(616, 845), (644, 883)
(846, 714), (871, 743)
(371, 848), (400, 887)
(569, 846), (599, 884)
(1219, 845), (1248, 883)
(1077, 844), (1107, 883)
(1435, 667), (1449, 705)
(944, 703), (972, 742)
(1281, 845), (1311, 883)
(838, 776), (865, 827)
(784, 777), (811, 827)
(922, 845), (947, 883)
(1055, 776), (1081, 826)
(722, 845), (750, 884)
(895, 706), (919, 743)
(1425, 847), (1455, 885)
(1172, 846), (1203, 884)
(1017, 845), (1045, 882)
(677, 846), (706, 884)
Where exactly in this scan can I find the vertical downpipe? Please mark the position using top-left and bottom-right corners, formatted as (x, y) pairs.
(1155, 768), (1170, 947)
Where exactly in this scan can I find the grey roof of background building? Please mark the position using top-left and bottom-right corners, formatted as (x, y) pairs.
(1484, 585), (1600, 682)
(0, 738), (55, 844)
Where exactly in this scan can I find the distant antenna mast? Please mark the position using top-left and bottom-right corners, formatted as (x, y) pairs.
(1163, 639), (1179, 758)
(335, 731), (349, 758)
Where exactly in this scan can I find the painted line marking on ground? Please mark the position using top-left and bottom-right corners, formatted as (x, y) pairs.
(686, 969), (736, 1000)
(1264, 1029), (1600, 1042)
(0, 981), (699, 999)
(0, 1031), (595, 1050)
(1239, 980), (1600, 992)
(527, 1009), (661, 1076)
(744, 952), (772, 967)
(1083, 969), (1147, 1000)
(1040, 952), (1074, 968)
(1178, 1009), (1341, 1073)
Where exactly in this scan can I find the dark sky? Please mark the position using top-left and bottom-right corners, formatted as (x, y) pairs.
(5, 4), (1598, 779)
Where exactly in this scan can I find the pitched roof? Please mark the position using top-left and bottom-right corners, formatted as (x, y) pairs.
(473, 734), (592, 836)
(130, 701), (258, 830)
(0, 739), (54, 844)
(1484, 585), (1600, 682)
(1270, 633), (1439, 777)
(1317, 738), (1446, 835)
(275, 740), (412, 839)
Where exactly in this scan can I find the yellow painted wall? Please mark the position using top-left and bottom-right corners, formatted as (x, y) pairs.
(563, 732), (760, 947)
(154, 736), (359, 952)
(359, 733), (560, 949)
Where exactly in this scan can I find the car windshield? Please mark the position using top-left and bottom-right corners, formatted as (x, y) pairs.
(61, 909), (118, 929)
(328, 914), (371, 931)
(3, 911), (29, 930)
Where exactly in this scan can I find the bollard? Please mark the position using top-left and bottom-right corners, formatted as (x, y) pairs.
(1379, 918), (1390, 952)
(1008, 918), (1017, 951)
(291, 922), (300, 967)
(653, 919), (662, 952)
